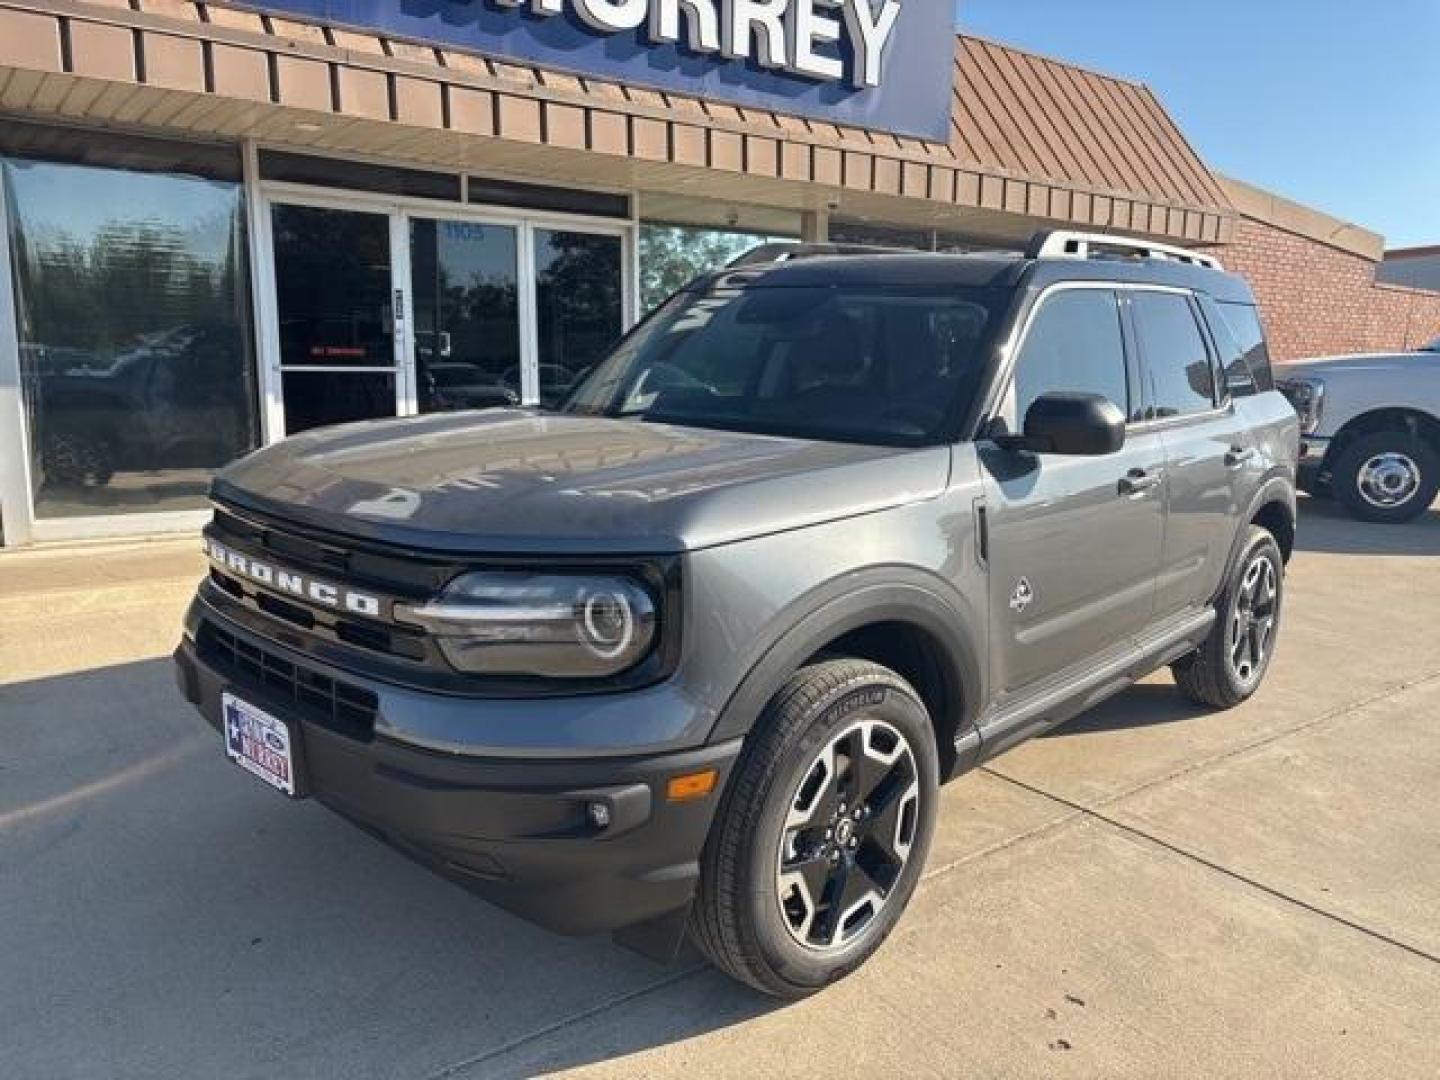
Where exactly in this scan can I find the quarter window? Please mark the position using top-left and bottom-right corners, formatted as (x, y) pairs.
(1012, 289), (1129, 424)
(1131, 292), (1216, 419)
(1214, 300), (1275, 394)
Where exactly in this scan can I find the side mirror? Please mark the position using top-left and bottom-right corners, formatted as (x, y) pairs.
(998, 392), (1127, 456)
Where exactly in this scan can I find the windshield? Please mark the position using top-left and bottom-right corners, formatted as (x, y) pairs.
(562, 280), (1001, 445)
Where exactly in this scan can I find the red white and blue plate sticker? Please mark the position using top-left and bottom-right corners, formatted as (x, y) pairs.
(223, 693), (296, 797)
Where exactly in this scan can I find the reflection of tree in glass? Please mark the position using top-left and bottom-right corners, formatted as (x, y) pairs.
(536, 232), (623, 394)
(13, 212), (245, 362)
(639, 226), (773, 313)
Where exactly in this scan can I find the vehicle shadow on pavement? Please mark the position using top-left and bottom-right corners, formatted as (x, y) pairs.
(1295, 497), (1440, 556)
(1041, 682), (1209, 739)
(0, 659), (780, 1080)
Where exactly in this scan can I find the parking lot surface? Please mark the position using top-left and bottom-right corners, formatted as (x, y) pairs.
(2, 499), (1438, 1079)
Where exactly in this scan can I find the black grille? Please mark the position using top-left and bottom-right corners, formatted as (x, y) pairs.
(199, 621), (378, 741)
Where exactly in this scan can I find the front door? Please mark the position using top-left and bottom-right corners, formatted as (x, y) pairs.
(407, 216), (524, 414)
(261, 196), (629, 436)
(269, 203), (403, 435)
(980, 286), (1166, 700)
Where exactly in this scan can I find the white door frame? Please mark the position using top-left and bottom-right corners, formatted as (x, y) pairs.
(252, 176), (633, 439)
(0, 168), (36, 547)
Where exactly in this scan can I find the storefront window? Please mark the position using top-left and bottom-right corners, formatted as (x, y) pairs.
(410, 218), (521, 414)
(534, 229), (624, 407)
(4, 156), (257, 519)
(639, 224), (781, 313)
(830, 219), (981, 253)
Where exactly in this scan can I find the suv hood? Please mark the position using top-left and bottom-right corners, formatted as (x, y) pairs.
(213, 410), (951, 555)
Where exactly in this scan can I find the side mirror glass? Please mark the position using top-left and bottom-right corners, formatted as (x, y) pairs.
(999, 392), (1127, 456)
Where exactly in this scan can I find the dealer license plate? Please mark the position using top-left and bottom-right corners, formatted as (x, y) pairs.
(223, 692), (299, 797)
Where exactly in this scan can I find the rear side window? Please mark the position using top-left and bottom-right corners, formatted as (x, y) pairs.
(1012, 289), (1129, 423)
(1213, 300), (1275, 394)
(1131, 291), (1216, 419)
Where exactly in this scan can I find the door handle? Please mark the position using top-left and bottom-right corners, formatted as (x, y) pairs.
(1225, 446), (1257, 468)
(1118, 468), (1163, 497)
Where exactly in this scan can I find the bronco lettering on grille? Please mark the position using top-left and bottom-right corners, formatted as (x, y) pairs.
(203, 537), (382, 618)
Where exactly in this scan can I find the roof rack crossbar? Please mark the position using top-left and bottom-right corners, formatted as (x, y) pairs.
(1026, 230), (1223, 271)
(726, 241), (914, 268)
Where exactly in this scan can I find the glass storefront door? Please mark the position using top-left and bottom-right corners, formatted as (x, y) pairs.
(408, 217), (522, 413)
(260, 195), (629, 436)
(534, 229), (625, 407)
(270, 203), (401, 435)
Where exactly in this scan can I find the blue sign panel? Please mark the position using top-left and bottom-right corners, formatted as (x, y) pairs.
(233, 0), (956, 141)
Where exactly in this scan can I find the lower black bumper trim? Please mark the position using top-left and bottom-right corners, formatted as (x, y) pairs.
(175, 634), (740, 937)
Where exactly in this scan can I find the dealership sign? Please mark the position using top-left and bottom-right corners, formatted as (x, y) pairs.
(233, 0), (955, 140)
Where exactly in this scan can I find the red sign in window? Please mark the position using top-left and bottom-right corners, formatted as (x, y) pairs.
(309, 345), (368, 360)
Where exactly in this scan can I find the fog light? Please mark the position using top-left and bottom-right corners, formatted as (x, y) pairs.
(587, 801), (612, 830)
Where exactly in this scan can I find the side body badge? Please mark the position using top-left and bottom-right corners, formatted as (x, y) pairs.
(1009, 577), (1035, 615)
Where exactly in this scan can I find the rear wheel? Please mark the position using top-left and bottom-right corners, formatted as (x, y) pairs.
(1332, 430), (1438, 524)
(1172, 526), (1284, 709)
(691, 659), (939, 998)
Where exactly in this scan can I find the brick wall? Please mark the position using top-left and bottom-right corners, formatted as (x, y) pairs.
(1221, 217), (1440, 363)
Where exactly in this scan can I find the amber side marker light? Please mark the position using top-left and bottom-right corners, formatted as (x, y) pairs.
(666, 769), (718, 803)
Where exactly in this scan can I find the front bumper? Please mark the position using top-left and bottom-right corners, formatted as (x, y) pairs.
(174, 614), (740, 937)
(1297, 435), (1331, 489)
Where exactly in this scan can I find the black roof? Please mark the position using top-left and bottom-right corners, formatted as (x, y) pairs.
(688, 249), (1255, 305)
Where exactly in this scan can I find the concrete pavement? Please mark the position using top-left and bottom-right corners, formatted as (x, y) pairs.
(1, 499), (1438, 1078)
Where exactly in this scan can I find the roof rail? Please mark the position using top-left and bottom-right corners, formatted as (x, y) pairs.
(726, 241), (913, 268)
(1026, 230), (1223, 271)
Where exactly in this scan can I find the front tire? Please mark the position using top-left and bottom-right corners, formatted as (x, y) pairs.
(691, 659), (939, 998)
(1172, 526), (1284, 709)
(1331, 430), (1438, 524)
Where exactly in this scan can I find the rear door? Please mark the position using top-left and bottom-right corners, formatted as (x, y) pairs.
(979, 286), (1167, 699)
(1128, 288), (1260, 618)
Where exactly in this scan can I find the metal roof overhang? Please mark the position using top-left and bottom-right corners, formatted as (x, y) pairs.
(0, 0), (1236, 246)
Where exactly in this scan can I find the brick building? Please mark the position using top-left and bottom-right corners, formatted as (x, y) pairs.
(1219, 177), (1440, 363)
(0, 1), (1433, 544)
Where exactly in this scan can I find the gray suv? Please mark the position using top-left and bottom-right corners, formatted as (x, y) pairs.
(175, 232), (1299, 998)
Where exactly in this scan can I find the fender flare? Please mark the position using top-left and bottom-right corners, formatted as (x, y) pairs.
(704, 566), (984, 756)
(1221, 472), (1297, 590)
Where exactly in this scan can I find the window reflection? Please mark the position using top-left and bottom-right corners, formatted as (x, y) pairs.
(639, 224), (786, 313)
(535, 230), (623, 407)
(5, 157), (258, 519)
(411, 218), (521, 413)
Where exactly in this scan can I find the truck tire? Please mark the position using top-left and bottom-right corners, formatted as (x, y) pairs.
(1172, 526), (1284, 709)
(1331, 430), (1439, 524)
(691, 659), (939, 998)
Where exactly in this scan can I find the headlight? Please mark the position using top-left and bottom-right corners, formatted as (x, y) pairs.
(395, 572), (657, 678)
(1277, 377), (1325, 434)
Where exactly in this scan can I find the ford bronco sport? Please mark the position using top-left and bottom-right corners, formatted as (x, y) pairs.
(175, 231), (1299, 998)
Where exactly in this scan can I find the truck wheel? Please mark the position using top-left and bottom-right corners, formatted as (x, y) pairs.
(1172, 526), (1284, 709)
(1331, 431), (1439, 524)
(691, 659), (939, 998)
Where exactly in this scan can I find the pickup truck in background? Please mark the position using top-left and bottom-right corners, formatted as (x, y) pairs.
(1278, 338), (1440, 523)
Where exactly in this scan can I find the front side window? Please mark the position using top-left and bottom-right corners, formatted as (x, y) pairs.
(1131, 291), (1216, 419)
(564, 281), (1000, 446)
(1011, 289), (1129, 424)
